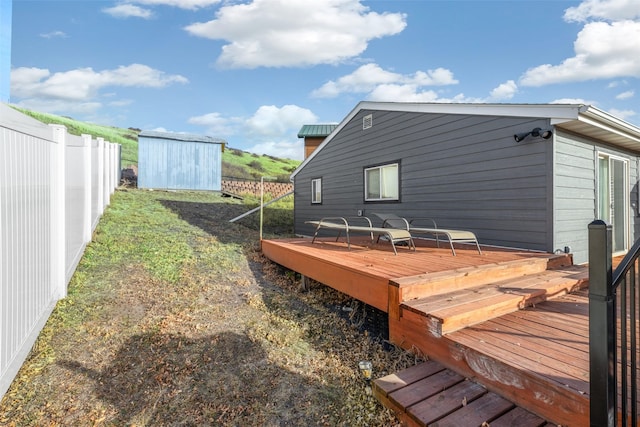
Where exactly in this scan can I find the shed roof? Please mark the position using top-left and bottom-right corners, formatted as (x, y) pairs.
(297, 124), (338, 138)
(291, 102), (640, 179)
(139, 130), (226, 145)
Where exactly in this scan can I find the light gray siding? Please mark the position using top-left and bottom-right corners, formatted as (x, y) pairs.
(553, 132), (597, 264)
(554, 132), (638, 263)
(295, 109), (554, 251)
(553, 130), (640, 263)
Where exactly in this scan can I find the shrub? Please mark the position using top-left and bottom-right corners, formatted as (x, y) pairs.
(247, 160), (265, 172)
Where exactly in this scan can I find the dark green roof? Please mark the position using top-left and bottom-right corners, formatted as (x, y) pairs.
(297, 124), (338, 138)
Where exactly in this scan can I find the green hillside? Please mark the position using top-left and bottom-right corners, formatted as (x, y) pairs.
(12, 107), (301, 182)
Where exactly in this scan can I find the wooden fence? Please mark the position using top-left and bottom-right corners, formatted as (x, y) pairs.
(0, 103), (121, 399)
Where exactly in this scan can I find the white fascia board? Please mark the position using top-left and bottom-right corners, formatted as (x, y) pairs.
(358, 101), (587, 121)
(579, 106), (640, 142)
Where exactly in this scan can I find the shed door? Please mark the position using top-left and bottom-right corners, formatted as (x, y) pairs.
(598, 154), (628, 253)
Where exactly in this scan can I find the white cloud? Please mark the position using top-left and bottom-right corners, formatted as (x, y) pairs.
(188, 104), (317, 159)
(607, 80), (627, 88)
(616, 90), (635, 99)
(14, 99), (104, 115)
(133, 0), (220, 10)
(367, 84), (440, 102)
(311, 63), (517, 104)
(109, 99), (135, 107)
(520, 20), (640, 86)
(245, 104), (318, 138)
(312, 63), (458, 98)
(185, 0), (407, 68)
(550, 97), (592, 105)
(102, 4), (154, 19)
(488, 80), (518, 101)
(606, 108), (637, 121)
(39, 31), (67, 39)
(10, 64), (187, 115)
(564, 0), (640, 23)
(188, 112), (243, 136)
(245, 140), (303, 161)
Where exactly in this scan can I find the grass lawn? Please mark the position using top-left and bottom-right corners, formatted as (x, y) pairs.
(0, 189), (420, 426)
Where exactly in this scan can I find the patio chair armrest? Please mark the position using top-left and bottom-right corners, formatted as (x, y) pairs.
(381, 217), (410, 230)
(317, 217), (349, 227)
(409, 217), (438, 229)
(344, 216), (373, 228)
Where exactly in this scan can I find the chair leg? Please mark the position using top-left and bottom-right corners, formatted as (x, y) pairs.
(449, 240), (456, 256)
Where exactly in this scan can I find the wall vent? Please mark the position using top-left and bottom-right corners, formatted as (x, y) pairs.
(363, 114), (373, 130)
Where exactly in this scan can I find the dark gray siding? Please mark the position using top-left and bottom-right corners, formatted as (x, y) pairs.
(295, 109), (553, 251)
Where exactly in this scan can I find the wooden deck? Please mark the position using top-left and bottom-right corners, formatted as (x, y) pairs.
(374, 360), (556, 427)
(260, 236), (592, 426)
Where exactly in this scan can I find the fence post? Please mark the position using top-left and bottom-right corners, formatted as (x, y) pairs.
(116, 144), (121, 186)
(50, 124), (67, 299)
(96, 138), (104, 215)
(81, 134), (92, 244)
(588, 219), (616, 427)
(103, 142), (110, 208)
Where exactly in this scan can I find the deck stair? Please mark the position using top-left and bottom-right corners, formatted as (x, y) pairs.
(373, 360), (554, 427)
(387, 253), (586, 337)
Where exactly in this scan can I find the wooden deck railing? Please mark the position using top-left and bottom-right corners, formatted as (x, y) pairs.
(589, 220), (639, 427)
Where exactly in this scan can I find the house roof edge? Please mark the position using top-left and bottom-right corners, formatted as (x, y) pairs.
(290, 102), (640, 179)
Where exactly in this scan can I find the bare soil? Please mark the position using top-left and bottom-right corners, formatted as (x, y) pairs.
(0, 192), (421, 426)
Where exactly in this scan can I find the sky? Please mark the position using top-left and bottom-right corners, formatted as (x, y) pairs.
(8, 0), (640, 160)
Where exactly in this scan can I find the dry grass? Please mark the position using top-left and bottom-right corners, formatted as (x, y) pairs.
(0, 189), (422, 426)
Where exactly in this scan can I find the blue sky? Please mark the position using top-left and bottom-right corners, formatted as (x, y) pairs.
(9, 0), (640, 160)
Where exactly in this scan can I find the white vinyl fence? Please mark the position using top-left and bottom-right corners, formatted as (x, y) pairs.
(0, 103), (121, 399)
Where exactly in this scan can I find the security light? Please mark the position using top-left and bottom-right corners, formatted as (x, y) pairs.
(531, 127), (553, 139)
(514, 127), (553, 142)
(514, 131), (531, 142)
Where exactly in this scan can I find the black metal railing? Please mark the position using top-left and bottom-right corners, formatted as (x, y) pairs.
(589, 220), (639, 427)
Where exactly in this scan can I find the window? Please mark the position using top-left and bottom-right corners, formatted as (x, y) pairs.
(364, 163), (399, 201)
(311, 178), (322, 204)
(597, 153), (629, 253)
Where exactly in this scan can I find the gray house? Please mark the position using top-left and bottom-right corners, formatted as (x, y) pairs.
(138, 130), (225, 191)
(291, 102), (640, 264)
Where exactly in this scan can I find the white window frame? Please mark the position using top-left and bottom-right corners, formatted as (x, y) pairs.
(311, 178), (322, 204)
(364, 162), (399, 201)
(596, 152), (629, 253)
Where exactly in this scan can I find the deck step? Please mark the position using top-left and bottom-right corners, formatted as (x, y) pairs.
(402, 265), (588, 336)
(373, 361), (552, 427)
(391, 255), (571, 303)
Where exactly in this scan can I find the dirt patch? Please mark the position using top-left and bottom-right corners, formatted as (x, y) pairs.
(0, 190), (422, 426)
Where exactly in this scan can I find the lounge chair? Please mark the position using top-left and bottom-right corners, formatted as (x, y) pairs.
(305, 216), (415, 255)
(372, 213), (482, 256)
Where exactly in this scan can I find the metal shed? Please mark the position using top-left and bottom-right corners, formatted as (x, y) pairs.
(138, 130), (225, 191)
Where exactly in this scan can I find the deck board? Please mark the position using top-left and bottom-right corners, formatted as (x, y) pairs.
(407, 380), (489, 426)
(261, 237), (568, 314)
(372, 360), (552, 427)
(261, 237), (588, 425)
(433, 392), (515, 426)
